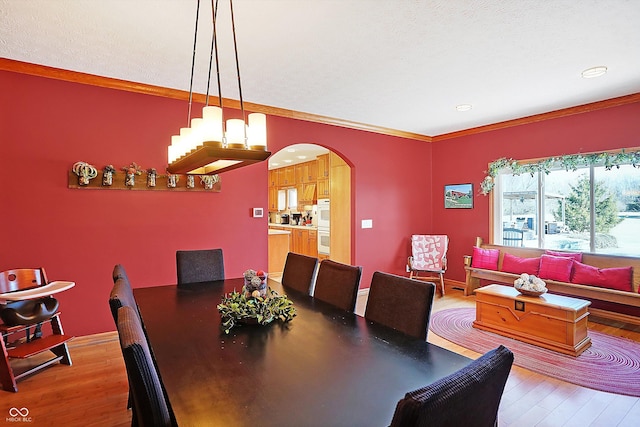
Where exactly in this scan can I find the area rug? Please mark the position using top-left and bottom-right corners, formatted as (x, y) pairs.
(429, 308), (640, 397)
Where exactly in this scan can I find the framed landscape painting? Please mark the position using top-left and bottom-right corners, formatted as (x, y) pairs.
(445, 183), (473, 209)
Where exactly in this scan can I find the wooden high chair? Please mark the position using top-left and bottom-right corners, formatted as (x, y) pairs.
(0, 268), (75, 392)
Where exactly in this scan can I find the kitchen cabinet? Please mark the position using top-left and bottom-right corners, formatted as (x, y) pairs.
(296, 161), (318, 184)
(268, 169), (278, 187)
(282, 227), (318, 258)
(295, 164), (305, 185)
(268, 186), (278, 211)
(317, 154), (330, 179)
(307, 229), (318, 257)
(317, 178), (330, 198)
(278, 166), (295, 186)
(268, 229), (290, 274)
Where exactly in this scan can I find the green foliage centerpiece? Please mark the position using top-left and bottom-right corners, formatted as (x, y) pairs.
(217, 269), (296, 334)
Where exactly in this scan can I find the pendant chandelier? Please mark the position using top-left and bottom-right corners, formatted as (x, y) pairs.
(167, 0), (270, 175)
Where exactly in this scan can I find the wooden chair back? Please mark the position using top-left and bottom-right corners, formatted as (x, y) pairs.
(365, 271), (435, 340)
(313, 260), (362, 312)
(0, 268), (48, 294)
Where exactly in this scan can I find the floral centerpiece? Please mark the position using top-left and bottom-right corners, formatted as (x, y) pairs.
(217, 269), (296, 334)
(514, 273), (547, 296)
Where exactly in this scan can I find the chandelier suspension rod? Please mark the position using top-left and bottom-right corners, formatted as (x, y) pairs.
(205, 0), (222, 110)
(187, 0), (201, 126)
(229, 0), (247, 142)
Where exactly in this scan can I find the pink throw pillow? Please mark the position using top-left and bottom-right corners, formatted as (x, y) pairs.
(545, 250), (583, 263)
(471, 247), (499, 270)
(571, 262), (633, 292)
(501, 253), (540, 275)
(538, 254), (574, 282)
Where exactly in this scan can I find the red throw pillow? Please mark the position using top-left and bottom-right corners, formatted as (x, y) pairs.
(571, 262), (633, 292)
(545, 250), (583, 263)
(501, 253), (540, 275)
(538, 254), (574, 282)
(470, 247), (499, 270)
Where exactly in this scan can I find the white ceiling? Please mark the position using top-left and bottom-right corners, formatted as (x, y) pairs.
(1, 0), (639, 138)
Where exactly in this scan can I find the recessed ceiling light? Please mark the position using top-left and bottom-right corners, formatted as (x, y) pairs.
(297, 155), (307, 159)
(284, 159), (292, 163)
(581, 66), (607, 78)
(271, 162), (279, 167)
(287, 148), (296, 153)
(456, 104), (473, 112)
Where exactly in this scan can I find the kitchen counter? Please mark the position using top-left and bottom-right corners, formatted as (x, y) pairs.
(269, 224), (317, 230)
(268, 229), (291, 235)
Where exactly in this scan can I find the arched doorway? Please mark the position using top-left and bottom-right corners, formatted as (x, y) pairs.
(267, 143), (352, 271)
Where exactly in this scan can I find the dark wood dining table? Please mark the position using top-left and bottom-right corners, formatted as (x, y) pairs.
(133, 278), (472, 427)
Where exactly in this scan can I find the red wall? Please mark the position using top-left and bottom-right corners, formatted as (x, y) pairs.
(431, 102), (640, 283)
(0, 70), (433, 336)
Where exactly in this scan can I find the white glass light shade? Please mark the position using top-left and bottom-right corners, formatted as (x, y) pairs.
(168, 135), (181, 163)
(202, 106), (224, 143)
(190, 118), (204, 150)
(248, 113), (267, 149)
(226, 119), (246, 147)
(179, 127), (192, 157)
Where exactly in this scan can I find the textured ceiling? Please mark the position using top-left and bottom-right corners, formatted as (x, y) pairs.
(1, 0), (639, 136)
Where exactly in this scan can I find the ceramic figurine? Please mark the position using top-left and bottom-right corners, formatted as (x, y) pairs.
(122, 162), (142, 187)
(102, 165), (115, 186)
(186, 175), (195, 188)
(147, 168), (157, 187)
(72, 161), (98, 185)
(167, 173), (178, 188)
(200, 174), (219, 190)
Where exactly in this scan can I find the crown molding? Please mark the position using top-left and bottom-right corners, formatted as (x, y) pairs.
(2, 58), (638, 144)
(433, 93), (640, 142)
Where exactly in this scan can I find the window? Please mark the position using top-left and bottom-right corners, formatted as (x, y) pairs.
(493, 160), (640, 256)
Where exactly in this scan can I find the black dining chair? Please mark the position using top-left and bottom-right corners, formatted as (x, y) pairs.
(389, 345), (514, 427)
(281, 252), (319, 295)
(109, 271), (139, 325)
(116, 305), (176, 427)
(176, 248), (225, 285)
(112, 263), (130, 284)
(313, 259), (362, 312)
(364, 271), (435, 340)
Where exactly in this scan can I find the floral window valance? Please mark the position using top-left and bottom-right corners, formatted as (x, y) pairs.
(480, 149), (640, 195)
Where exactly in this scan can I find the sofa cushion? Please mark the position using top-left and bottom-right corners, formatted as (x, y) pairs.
(501, 253), (540, 276)
(571, 262), (633, 292)
(471, 247), (499, 270)
(545, 250), (583, 262)
(538, 254), (574, 282)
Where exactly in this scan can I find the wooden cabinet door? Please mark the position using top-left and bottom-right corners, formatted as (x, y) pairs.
(284, 167), (295, 186)
(268, 186), (278, 211)
(317, 154), (330, 179)
(307, 230), (318, 257)
(306, 161), (318, 183)
(292, 229), (303, 254)
(276, 168), (286, 186)
(295, 164), (305, 185)
(268, 169), (278, 187)
(317, 179), (330, 198)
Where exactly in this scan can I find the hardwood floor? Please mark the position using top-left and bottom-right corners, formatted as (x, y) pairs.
(2, 287), (639, 426)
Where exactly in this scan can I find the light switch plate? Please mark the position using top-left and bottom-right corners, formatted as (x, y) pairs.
(361, 219), (373, 229)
